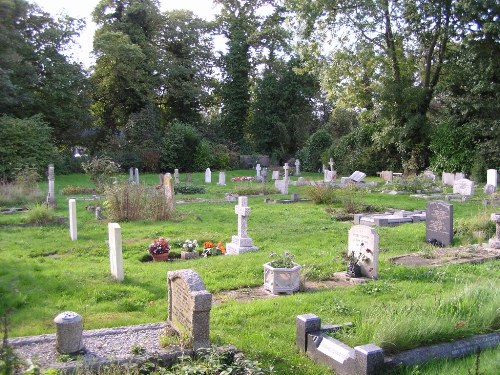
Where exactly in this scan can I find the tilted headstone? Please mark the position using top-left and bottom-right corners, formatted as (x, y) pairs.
(108, 223), (124, 281)
(163, 173), (176, 212)
(453, 178), (475, 196)
(47, 164), (56, 208)
(295, 159), (301, 175)
(134, 168), (139, 185)
(167, 269), (212, 350)
(54, 311), (84, 354)
(174, 169), (180, 184)
(442, 172), (455, 186)
(381, 171), (393, 182)
(69, 199), (77, 241)
(426, 201), (453, 246)
(226, 196), (258, 254)
(487, 169), (497, 190)
(349, 171), (366, 183)
(348, 225), (379, 278)
(205, 168), (211, 183)
(272, 170), (280, 180)
(218, 171), (226, 185)
(256, 164), (262, 177)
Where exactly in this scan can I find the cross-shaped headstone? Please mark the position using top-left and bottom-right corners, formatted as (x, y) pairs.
(235, 196), (251, 238)
(256, 164), (262, 177)
(283, 163), (290, 180)
(329, 158), (334, 171)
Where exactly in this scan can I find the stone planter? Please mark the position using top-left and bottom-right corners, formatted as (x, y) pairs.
(151, 252), (169, 262)
(263, 262), (301, 294)
(181, 251), (199, 260)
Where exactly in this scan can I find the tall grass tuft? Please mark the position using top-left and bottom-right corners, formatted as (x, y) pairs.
(104, 183), (174, 221)
(306, 184), (339, 204)
(24, 205), (59, 225)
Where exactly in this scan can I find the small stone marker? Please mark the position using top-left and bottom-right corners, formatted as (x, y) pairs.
(426, 201), (453, 246)
(205, 168), (211, 183)
(422, 170), (437, 182)
(349, 171), (366, 183)
(442, 172), (455, 186)
(487, 169), (497, 190)
(163, 173), (176, 212)
(226, 196), (258, 254)
(283, 163), (290, 180)
(453, 178), (474, 196)
(69, 199), (77, 241)
(129, 167), (134, 183)
(108, 223), (124, 281)
(47, 164), (56, 208)
(54, 311), (84, 354)
(218, 171), (226, 185)
(167, 269), (212, 350)
(134, 168), (139, 185)
(348, 225), (379, 278)
(256, 164), (261, 177)
(272, 170), (280, 180)
(291, 193), (300, 202)
(488, 213), (500, 249)
(295, 159), (301, 175)
(174, 168), (180, 184)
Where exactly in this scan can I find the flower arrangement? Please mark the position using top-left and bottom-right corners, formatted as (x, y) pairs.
(268, 251), (295, 268)
(345, 243), (372, 277)
(148, 237), (170, 255)
(182, 239), (198, 252)
(202, 241), (226, 257)
(231, 176), (255, 182)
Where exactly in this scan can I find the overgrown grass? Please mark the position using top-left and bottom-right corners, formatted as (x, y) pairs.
(0, 183), (44, 208)
(23, 205), (59, 225)
(0, 171), (498, 375)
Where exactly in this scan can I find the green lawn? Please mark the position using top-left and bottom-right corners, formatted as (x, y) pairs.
(1, 171), (499, 374)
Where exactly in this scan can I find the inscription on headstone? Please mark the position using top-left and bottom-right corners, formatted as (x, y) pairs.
(426, 201), (453, 246)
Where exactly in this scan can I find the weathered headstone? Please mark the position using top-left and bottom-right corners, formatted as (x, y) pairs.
(291, 193), (300, 202)
(283, 163), (290, 181)
(297, 177), (307, 186)
(484, 184), (496, 195)
(218, 171), (226, 185)
(69, 199), (77, 241)
(324, 170), (334, 183)
(453, 178), (474, 196)
(381, 171), (393, 182)
(134, 168), (139, 185)
(272, 170), (280, 180)
(163, 173), (176, 212)
(441, 172), (455, 186)
(167, 269), (212, 350)
(205, 168), (211, 183)
(487, 169), (498, 190)
(226, 196), (258, 254)
(275, 179), (289, 194)
(54, 311), (84, 354)
(349, 171), (366, 183)
(295, 159), (301, 175)
(488, 213), (500, 249)
(129, 168), (134, 183)
(422, 170), (437, 182)
(108, 223), (124, 281)
(256, 164), (261, 177)
(174, 169), (180, 184)
(426, 201), (453, 246)
(47, 164), (56, 208)
(348, 225), (379, 278)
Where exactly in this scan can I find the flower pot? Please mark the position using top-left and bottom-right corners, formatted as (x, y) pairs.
(181, 251), (199, 260)
(151, 252), (169, 262)
(346, 263), (362, 278)
(263, 262), (301, 294)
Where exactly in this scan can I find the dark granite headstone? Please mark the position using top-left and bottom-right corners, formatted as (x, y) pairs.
(426, 201), (453, 246)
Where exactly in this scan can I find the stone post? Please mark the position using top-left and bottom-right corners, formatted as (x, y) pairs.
(174, 169), (180, 184)
(108, 223), (124, 281)
(69, 199), (77, 241)
(134, 168), (139, 185)
(47, 164), (56, 208)
(54, 311), (84, 354)
(163, 173), (176, 213)
(295, 159), (301, 175)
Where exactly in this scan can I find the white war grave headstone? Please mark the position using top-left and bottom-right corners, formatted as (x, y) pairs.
(174, 169), (180, 184)
(134, 168), (139, 185)
(442, 172), (455, 186)
(69, 199), (77, 241)
(205, 168), (211, 183)
(453, 178), (475, 196)
(167, 269), (212, 350)
(256, 164), (262, 177)
(47, 164), (56, 208)
(108, 223), (124, 281)
(295, 159), (301, 175)
(426, 201), (453, 246)
(218, 171), (226, 185)
(348, 225), (379, 278)
(226, 196), (258, 254)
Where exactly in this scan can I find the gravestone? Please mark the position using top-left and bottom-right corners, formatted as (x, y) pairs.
(47, 164), (56, 208)
(134, 168), (139, 185)
(275, 179), (289, 194)
(484, 184), (496, 195)
(297, 177), (307, 186)
(453, 179), (474, 196)
(256, 164), (261, 177)
(129, 168), (134, 183)
(174, 169), (180, 184)
(205, 168), (211, 183)
(283, 163), (290, 181)
(226, 196), (258, 254)
(167, 269), (212, 350)
(426, 201), (453, 246)
(442, 172), (455, 186)
(54, 311), (84, 354)
(163, 173), (176, 212)
(218, 171), (226, 185)
(349, 171), (366, 183)
(272, 170), (280, 180)
(69, 199), (77, 241)
(487, 169), (498, 190)
(422, 170), (437, 182)
(158, 174), (163, 186)
(108, 223), (124, 281)
(348, 225), (379, 278)
(295, 159), (301, 175)
(380, 171), (393, 182)
(291, 193), (300, 202)
(324, 170), (334, 183)
(455, 172), (465, 181)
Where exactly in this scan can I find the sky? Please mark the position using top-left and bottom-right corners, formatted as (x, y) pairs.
(29, 0), (220, 68)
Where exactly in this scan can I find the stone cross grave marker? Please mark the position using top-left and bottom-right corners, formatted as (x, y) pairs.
(256, 164), (261, 177)
(453, 178), (475, 196)
(108, 223), (124, 281)
(348, 225), (379, 278)
(174, 169), (180, 184)
(295, 159), (301, 175)
(134, 168), (139, 185)
(487, 169), (497, 190)
(205, 168), (211, 183)
(47, 164), (56, 208)
(167, 269), (212, 350)
(218, 171), (226, 185)
(328, 158), (334, 171)
(226, 196), (258, 254)
(163, 173), (176, 212)
(69, 199), (77, 241)
(283, 163), (290, 180)
(426, 201), (453, 246)
(272, 170), (280, 180)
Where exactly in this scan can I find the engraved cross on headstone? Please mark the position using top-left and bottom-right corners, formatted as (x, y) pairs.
(235, 197), (251, 238)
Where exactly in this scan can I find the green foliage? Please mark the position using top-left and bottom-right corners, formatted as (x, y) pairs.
(161, 122), (202, 173)
(390, 175), (438, 193)
(61, 186), (95, 195)
(14, 167), (41, 190)
(306, 184), (339, 205)
(194, 140), (214, 171)
(175, 186), (206, 195)
(81, 156), (120, 191)
(0, 115), (56, 181)
(300, 129), (332, 172)
(0, 183), (44, 208)
(24, 205), (59, 225)
(268, 251), (295, 269)
(0, 312), (21, 375)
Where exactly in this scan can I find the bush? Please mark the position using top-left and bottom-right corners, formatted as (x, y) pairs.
(306, 184), (340, 205)
(390, 175), (437, 193)
(300, 129), (333, 172)
(81, 156), (120, 192)
(14, 167), (41, 192)
(24, 205), (59, 225)
(53, 150), (87, 174)
(175, 186), (206, 194)
(341, 184), (367, 214)
(61, 186), (95, 195)
(193, 139), (213, 171)
(0, 179), (44, 208)
(161, 121), (201, 172)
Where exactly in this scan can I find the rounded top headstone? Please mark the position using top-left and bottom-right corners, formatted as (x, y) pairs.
(54, 311), (82, 324)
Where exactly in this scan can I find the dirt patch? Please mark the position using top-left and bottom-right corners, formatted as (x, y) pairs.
(390, 245), (500, 267)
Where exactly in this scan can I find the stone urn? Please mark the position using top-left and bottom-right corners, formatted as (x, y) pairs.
(263, 262), (301, 294)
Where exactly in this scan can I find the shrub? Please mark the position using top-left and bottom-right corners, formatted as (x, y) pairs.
(81, 156), (120, 191)
(341, 184), (367, 214)
(390, 175), (437, 193)
(14, 167), (41, 192)
(306, 184), (340, 205)
(300, 129), (333, 172)
(193, 139), (213, 171)
(161, 121), (201, 172)
(24, 205), (59, 225)
(175, 186), (205, 194)
(232, 184), (279, 196)
(0, 181), (44, 208)
(61, 186), (95, 195)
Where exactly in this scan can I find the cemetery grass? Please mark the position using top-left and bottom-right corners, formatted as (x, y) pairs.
(0, 172), (499, 374)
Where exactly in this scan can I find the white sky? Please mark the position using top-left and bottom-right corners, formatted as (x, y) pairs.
(29, 0), (220, 68)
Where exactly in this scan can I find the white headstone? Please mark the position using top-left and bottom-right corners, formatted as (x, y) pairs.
(226, 196), (258, 254)
(134, 168), (139, 184)
(324, 169), (332, 182)
(129, 168), (134, 183)
(487, 169), (497, 189)
(205, 168), (212, 183)
(108, 223), (124, 281)
(163, 173), (176, 212)
(256, 164), (262, 177)
(349, 171), (366, 183)
(348, 225), (379, 278)
(381, 171), (393, 182)
(69, 199), (77, 241)
(218, 171), (226, 185)
(422, 170), (437, 182)
(442, 172), (455, 186)
(283, 163), (290, 181)
(275, 179), (289, 194)
(272, 170), (280, 180)
(295, 159), (301, 175)
(174, 169), (180, 184)
(453, 178), (475, 196)
(46, 164), (56, 208)
(455, 172), (465, 181)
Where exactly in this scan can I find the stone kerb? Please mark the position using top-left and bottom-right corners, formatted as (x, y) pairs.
(167, 269), (212, 350)
(348, 225), (379, 278)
